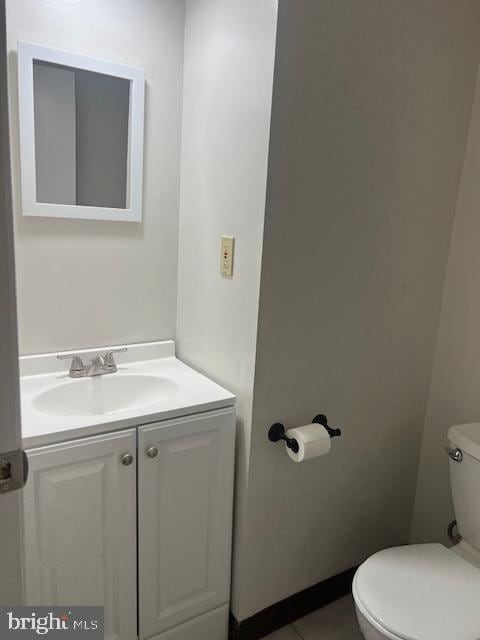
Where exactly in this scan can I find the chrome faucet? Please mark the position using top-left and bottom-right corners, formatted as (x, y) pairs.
(58, 348), (127, 378)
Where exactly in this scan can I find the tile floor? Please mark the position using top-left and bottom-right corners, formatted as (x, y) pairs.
(263, 596), (363, 640)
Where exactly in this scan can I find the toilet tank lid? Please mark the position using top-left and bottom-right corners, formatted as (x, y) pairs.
(448, 423), (480, 461)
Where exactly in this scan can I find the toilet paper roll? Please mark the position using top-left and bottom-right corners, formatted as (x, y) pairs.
(285, 423), (331, 462)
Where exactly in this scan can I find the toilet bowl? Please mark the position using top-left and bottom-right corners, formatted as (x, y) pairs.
(352, 422), (480, 640)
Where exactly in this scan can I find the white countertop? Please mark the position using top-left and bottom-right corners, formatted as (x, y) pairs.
(20, 341), (235, 449)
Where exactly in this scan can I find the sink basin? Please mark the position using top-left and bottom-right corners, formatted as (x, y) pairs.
(20, 341), (236, 449)
(33, 374), (179, 416)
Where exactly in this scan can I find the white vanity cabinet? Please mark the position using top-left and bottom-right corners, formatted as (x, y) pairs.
(22, 407), (236, 640)
(138, 408), (236, 640)
(22, 429), (137, 640)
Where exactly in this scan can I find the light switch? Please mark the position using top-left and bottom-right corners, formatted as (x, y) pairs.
(220, 235), (235, 277)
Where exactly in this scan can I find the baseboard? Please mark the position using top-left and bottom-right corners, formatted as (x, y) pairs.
(229, 566), (356, 640)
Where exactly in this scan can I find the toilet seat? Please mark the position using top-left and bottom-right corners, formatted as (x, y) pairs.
(353, 543), (480, 640)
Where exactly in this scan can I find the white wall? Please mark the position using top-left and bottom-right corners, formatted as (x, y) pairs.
(7, 0), (185, 354)
(232, 0), (480, 620)
(175, 0), (278, 619)
(411, 64), (480, 546)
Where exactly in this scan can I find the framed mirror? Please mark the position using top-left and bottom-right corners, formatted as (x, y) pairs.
(18, 42), (144, 222)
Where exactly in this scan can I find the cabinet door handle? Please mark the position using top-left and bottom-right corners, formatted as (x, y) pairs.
(121, 453), (134, 466)
(146, 446), (158, 459)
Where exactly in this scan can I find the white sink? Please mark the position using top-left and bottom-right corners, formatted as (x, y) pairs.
(19, 341), (236, 449)
(33, 374), (179, 417)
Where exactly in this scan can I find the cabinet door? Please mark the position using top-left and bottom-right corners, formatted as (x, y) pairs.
(138, 408), (235, 639)
(23, 429), (137, 640)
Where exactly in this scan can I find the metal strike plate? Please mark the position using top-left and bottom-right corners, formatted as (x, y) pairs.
(0, 449), (28, 493)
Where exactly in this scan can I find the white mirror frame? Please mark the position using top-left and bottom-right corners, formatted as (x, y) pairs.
(18, 41), (145, 222)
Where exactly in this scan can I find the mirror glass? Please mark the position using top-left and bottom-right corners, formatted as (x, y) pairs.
(32, 60), (131, 209)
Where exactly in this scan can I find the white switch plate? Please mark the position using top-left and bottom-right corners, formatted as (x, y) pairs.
(220, 235), (235, 277)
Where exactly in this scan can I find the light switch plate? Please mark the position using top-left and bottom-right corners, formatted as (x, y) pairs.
(220, 235), (235, 277)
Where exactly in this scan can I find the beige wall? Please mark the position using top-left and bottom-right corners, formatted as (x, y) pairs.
(232, 0), (480, 620)
(411, 64), (480, 546)
(175, 0), (278, 619)
(7, 0), (185, 354)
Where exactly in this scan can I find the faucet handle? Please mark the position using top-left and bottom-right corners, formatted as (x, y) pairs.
(57, 353), (85, 375)
(103, 347), (127, 368)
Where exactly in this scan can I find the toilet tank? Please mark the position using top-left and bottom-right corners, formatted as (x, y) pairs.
(448, 423), (480, 552)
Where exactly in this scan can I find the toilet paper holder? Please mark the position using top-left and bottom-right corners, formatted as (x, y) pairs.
(268, 414), (342, 453)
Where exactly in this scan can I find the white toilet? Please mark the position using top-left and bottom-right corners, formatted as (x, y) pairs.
(353, 422), (480, 640)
